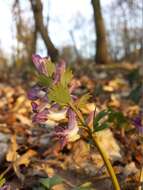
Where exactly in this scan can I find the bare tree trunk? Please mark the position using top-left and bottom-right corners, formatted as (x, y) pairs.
(91, 0), (111, 64)
(30, 0), (59, 62)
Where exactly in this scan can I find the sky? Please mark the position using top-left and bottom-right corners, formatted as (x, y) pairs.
(0, 0), (113, 57)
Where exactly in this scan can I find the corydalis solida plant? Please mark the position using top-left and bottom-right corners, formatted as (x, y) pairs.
(28, 55), (81, 146)
(28, 54), (121, 190)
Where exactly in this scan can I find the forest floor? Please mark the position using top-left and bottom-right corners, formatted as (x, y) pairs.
(0, 61), (143, 190)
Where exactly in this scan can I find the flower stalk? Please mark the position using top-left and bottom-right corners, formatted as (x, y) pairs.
(70, 104), (121, 190)
(89, 132), (120, 190)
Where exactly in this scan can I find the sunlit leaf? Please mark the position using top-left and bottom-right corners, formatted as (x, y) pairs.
(46, 60), (55, 77)
(38, 74), (52, 86)
(75, 93), (91, 109)
(0, 177), (5, 188)
(61, 68), (73, 86)
(48, 83), (71, 105)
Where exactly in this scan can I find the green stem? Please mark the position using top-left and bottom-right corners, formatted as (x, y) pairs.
(90, 132), (120, 190)
(70, 103), (120, 190)
(138, 166), (143, 190)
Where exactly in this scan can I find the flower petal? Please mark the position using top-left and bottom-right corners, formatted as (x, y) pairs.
(32, 108), (49, 124)
(67, 109), (77, 130)
(133, 112), (143, 134)
(32, 54), (43, 73)
(27, 85), (46, 100)
(32, 54), (50, 75)
(31, 102), (38, 112)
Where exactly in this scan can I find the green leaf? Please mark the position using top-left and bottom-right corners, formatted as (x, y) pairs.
(75, 93), (91, 108)
(45, 60), (55, 77)
(61, 69), (73, 86)
(40, 176), (63, 189)
(93, 110), (109, 132)
(48, 83), (71, 105)
(108, 108), (127, 127)
(40, 178), (50, 189)
(93, 110), (107, 126)
(38, 74), (52, 86)
(94, 123), (109, 132)
(48, 175), (63, 188)
(0, 177), (6, 187)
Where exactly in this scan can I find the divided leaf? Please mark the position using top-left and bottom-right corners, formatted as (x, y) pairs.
(93, 110), (107, 126)
(75, 93), (91, 109)
(93, 110), (109, 132)
(45, 60), (55, 77)
(61, 68), (73, 86)
(38, 74), (52, 86)
(94, 123), (109, 132)
(0, 177), (6, 188)
(108, 108), (127, 127)
(93, 108), (127, 132)
(48, 83), (71, 105)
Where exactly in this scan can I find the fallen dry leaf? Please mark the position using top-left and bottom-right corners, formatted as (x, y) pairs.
(6, 135), (18, 162)
(6, 135), (37, 180)
(15, 149), (37, 167)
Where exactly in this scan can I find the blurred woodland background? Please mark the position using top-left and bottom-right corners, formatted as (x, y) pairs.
(0, 0), (142, 68)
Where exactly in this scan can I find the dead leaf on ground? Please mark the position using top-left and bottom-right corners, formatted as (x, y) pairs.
(6, 135), (37, 180)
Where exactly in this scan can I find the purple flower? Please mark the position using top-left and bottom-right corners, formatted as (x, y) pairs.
(52, 109), (80, 149)
(0, 185), (10, 190)
(32, 54), (43, 73)
(27, 85), (46, 100)
(31, 102), (38, 112)
(133, 113), (143, 134)
(53, 126), (68, 149)
(32, 108), (49, 124)
(54, 60), (66, 84)
(67, 109), (77, 130)
(32, 54), (50, 75)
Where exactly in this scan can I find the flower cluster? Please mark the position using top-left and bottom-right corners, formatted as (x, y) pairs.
(28, 55), (83, 149)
